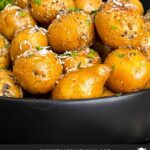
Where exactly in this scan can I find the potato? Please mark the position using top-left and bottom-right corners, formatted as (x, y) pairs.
(0, 5), (36, 41)
(29, 0), (75, 24)
(104, 48), (150, 93)
(59, 48), (101, 73)
(0, 69), (23, 98)
(0, 34), (10, 68)
(10, 26), (48, 62)
(138, 32), (150, 61)
(74, 0), (102, 13)
(52, 64), (111, 100)
(95, 1), (143, 48)
(13, 48), (63, 94)
(145, 80), (150, 89)
(48, 11), (95, 53)
(102, 87), (115, 97)
(15, 0), (29, 8)
(131, 0), (144, 15)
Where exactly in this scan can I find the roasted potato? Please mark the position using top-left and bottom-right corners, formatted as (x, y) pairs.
(0, 5), (36, 41)
(29, 0), (75, 24)
(52, 64), (111, 100)
(104, 48), (150, 93)
(131, 0), (144, 15)
(13, 48), (63, 94)
(10, 26), (48, 62)
(48, 11), (95, 53)
(74, 0), (103, 13)
(0, 34), (10, 68)
(59, 48), (101, 73)
(95, 1), (143, 48)
(0, 69), (23, 98)
(15, 0), (29, 8)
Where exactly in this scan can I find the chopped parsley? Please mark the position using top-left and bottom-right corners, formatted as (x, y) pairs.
(77, 61), (82, 69)
(33, 0), (41, 5)
(116, 92), (122, 97)
(90, 10), (97, 15)
(117, 53), (125, 58)
(68, 7), (82, 12)
(85, 19), (91, 26)
(111, 25), (118, 30)
(19, 11), (27, 17)
(87, 49), (96, 59)
(59, 51), (78, 57)
(36, 46), (43, 51)
(111, 65), (115, 72)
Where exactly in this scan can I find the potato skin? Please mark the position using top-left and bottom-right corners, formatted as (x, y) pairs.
(131, 0), (144, 15)
(0, 70), (23, 98)
(104, 48), (150, 93)
(0, 34), (10, 68)
(13, 49), (63, 94)
(60, 48), (101, 73)
(48, 11), (95, 53)
(10, 26), (48, 62)
(29, 0), (75, 24)
(0, 6), (36, 41)
(95, 1), (143, 48)
(74, 0), (102, 13)
(52, 64), (111, 100)
(15, 0), (29, 8)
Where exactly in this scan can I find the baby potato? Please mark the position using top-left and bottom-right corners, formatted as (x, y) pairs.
(0, 34), (10, 68)
(74, 0), (102, 13)
(10, 26), (48, 62)
(131, 0), (144, 15)
(0, 69), (23, 98)
(13, 48), (63, 94)
(104, 48), (150, 93)
(102, 87), (115, 97)
(95, 1), (143, 48)
(48, 11), (95, 53)
(138, 32), (150, 61)
(0, 5), (36, 41)
(52, 64), (111, 100)
(15, 0), (29, 8)
(29, 0), (75, 24)
(59, 48), (101, 73)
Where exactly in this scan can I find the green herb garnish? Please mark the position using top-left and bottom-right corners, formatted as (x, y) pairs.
(111, 65), (115, 72)
(111, 25), (118, 30)
(19, 11), (27, 17)
(90, 10), (97, 15)
(87, 49), (96, 59)
(85, 19), (91, 26)
(36, 46), (43, 51)
(117, 53), (125, 58)
(33, 0), (41, 5)
(4, 43), (10, 49)
(0, 0), (14, 11)
(68, 7), (82, 12)
(116, 92), (122, 97)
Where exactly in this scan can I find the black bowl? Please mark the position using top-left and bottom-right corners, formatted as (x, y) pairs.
(0, 0), (150, 144)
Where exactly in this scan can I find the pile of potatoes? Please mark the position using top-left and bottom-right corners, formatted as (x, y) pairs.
(0, 0), (149, 100)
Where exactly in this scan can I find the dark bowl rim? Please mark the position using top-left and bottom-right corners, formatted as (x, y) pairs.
(0, 89), (149, 104)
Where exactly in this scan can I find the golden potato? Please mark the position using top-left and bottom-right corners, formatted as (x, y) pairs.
(138, 32), (150, 61)
(95, 1), (143, 48)
(29, 0), (75, 24)
(0, 5), (36, 41)
(59, 48), (101, 73)
(104, 48), (150, 93)
(0, 34), (10, 68)
(145, 80), (150, 89)
(15, 0), (29, 8)
(131, 0), (144, 15)
(0, 69), (23, 98)
(13, 48), (63, 94)
(74, 0), (102, 13)
(102, 87), (115, 97)
(48, 11), (95, 53)
(52, 64), (111, 100)
(10, 26), (48, 62)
